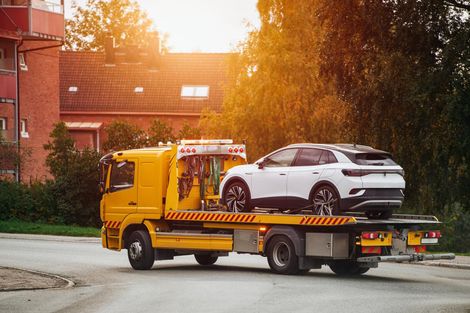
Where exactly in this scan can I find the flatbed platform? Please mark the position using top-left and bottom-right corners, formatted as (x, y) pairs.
(164, 208), (440, 227)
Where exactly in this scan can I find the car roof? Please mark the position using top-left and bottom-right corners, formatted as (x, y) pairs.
(286, 143), (390, 155)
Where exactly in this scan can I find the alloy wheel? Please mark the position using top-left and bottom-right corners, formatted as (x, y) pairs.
(313, 188), (338, 216)
(225, 185), (246, 212)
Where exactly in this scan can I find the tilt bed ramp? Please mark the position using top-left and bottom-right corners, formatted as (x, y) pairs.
(99, 140), (454, 275)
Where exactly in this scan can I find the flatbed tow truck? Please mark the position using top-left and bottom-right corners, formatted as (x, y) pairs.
(99, 140), (454, 275)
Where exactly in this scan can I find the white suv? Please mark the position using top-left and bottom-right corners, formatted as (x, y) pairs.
(220, 144), (405, 219)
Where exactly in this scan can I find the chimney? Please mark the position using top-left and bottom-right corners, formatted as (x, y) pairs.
(105, 34), (115, 64)
(147, 31), (161, 69)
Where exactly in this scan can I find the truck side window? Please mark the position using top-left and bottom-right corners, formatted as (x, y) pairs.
(110, 161), (135, 192)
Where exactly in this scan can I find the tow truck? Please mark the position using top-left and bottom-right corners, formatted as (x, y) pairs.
(99, 140), (454, 275)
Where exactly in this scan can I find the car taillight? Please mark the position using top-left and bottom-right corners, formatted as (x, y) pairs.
(342, 169), (366, 176)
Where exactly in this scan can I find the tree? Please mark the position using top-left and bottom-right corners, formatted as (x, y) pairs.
(44, 122), (102, 226)
(178, 122), (201, 140)
(103, 120), (146, 152)
(147, 119), (175, 146)
(65, 0), (156, 51)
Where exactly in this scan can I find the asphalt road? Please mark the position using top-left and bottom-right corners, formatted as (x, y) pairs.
(0, 235), (469, 313)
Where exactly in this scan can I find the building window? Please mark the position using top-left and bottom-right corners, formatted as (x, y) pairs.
(134, 86), (144, 93)
(18, 53), (27, 71)
(181, 85), (209, 99)
(20, 119), (29, 138)
(68, 86), (78, 92)
(0, 117), (6, 130)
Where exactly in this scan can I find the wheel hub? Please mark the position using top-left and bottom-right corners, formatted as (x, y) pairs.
(129, 240), (143, 261)
(272, 242), (290, 267)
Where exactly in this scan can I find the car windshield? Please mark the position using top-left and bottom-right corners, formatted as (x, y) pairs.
(354, 153), (397, 166)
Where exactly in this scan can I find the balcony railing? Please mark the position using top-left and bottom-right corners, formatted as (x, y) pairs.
(0, 0), (64, 40)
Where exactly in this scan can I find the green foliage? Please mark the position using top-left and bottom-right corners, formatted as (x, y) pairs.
(65, 0), (156, 51)
(0, 219), (100, 237)
(147, 119), (175, 146)
(43, 123), (102, 226)
(178, 121), (202, 140)
(103, 120), (146, 152)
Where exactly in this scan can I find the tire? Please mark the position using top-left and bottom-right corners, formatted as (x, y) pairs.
(329, 260), (369, 276)
(127, 230), (154, 270)
(311, 185), (340, 216)
(223, 181), (252, 212)
(195, 254), (218, 265)
(365, 210), (393, 220)
(266, 235), (299, 275)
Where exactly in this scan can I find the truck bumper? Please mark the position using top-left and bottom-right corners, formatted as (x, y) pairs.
(356, 253), (455, 263)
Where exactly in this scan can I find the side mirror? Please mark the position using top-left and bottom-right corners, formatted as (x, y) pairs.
(258, 160), (265, 169)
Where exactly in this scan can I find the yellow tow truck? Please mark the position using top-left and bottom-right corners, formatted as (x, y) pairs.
(99, 139), (454, 275)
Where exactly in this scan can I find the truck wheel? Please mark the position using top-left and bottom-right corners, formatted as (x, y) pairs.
(329, 260), (369, 276)
(224, 181), (252, 212)
(195, 254), (218, 265)
(127, 230), (154, 270)
(266, 235), (299, 275)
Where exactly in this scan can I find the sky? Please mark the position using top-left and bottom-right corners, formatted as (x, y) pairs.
(64, 0), (260, 52)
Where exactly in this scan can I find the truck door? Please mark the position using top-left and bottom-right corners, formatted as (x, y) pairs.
(105, 159), (138, 220)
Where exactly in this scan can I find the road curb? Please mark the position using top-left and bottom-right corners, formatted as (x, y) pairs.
(0, 232), (100, 243)
(417, 262), (470, 270)
(0, 266), (75, 292)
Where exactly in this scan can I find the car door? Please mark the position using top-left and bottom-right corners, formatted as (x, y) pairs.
(287, 148), (326, 205)
(250, 148), (299, 207)
(105, 159), (138, 221)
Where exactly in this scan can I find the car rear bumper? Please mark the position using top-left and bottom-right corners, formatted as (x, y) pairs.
(341, 188), (404, 212)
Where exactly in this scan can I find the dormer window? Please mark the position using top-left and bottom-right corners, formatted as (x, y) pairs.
(134, 87), (144, 93)
(181, 85), (209, 99)
(68, 86), (78, 92)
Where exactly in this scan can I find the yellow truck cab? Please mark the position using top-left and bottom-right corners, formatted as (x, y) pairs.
(99, 139), (454, 275)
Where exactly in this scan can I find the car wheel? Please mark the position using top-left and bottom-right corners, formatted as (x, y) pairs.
(224, 181), (252, 212)
(266, 235), (300, 275)
(365, 210), (393, 220)
(195, 254), (218, 265)
(311, 185), (340, 216)
(329, 260), (369, 276)
(127, 230), (154, 270)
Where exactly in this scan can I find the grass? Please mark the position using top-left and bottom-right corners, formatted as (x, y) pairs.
(0, 220), (100, 237)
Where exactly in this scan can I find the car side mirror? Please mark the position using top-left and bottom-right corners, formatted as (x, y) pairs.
(258, 160), (265, 169)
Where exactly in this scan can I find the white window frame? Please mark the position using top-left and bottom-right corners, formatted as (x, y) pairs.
(68, 86), (78, 92)
(0, 117), (6, 130)
(134, 86), (144, 93)
(19, 53), (28, 71)
(20, 119), (29, 138)
(181, 85), (209, 99)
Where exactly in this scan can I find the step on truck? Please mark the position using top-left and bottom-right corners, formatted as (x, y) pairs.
(98, 139), (454, 275)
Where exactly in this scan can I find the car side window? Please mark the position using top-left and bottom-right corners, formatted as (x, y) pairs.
(319, 150), (338, 165)
(294, 148), (323, 166)
(110, 161), (135, 192)
(264, 149), (298, 167)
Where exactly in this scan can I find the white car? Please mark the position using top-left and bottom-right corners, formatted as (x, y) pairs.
(220, 144), (405, 219)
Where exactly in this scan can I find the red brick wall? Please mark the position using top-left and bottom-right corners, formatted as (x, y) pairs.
(19, 41), (60, 182)
(61, 113), (199, 151)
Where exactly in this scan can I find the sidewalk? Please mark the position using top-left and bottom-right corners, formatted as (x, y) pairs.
(0, 267), (73, 291)
(417, 255), (470, 270)
(0, 232), (100, 243)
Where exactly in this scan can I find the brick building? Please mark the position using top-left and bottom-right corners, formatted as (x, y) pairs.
(0, 0), (64, 182)
(60, 37), (230, 151)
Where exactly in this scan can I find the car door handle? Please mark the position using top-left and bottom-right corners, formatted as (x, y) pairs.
(279, 173), (287, 176)
(312, 172), (319, 174)
(128, 201), (137, 206)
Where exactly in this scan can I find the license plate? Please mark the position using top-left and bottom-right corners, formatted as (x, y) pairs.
(421, 238), (438, 244)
